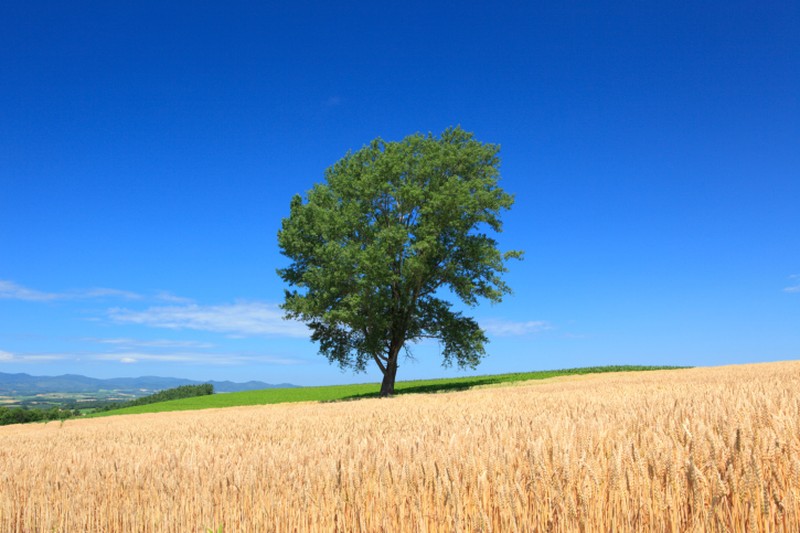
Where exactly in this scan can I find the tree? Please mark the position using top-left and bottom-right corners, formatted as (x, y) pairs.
(277, 127), (521, 396)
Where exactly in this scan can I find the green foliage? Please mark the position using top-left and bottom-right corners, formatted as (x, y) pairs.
(278, 126), (521, 394)
(0, 405), (74, 426)
(91, 366), (688, 416)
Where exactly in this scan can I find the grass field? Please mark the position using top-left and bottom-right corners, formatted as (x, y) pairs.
(93, 365), (682, 416)
(1, 361), (798, 531)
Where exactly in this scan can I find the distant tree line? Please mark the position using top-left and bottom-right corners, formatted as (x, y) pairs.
(98, 384), (214, 412)
(0, 384), (214, 425)
(0, 406), (78, 426)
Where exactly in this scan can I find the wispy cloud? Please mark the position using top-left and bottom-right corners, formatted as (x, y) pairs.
(93, 351), (302, 366)
(75, 288), (143, 300)
(0, 279), (195, 303)
(784, 274), (800, 293)
(108, 301), (309, 338)
(0, 280), (143, 301)
(0, 349), (67, 363)
(153, 291), (195, 304)
(481, 319), (552, 337)
(93, 352), (214, 364)
(85, 338), (216, 349)
(1, 347), (300, 366)
(0, 280), (60, 301)
(325, 95), (342, 107)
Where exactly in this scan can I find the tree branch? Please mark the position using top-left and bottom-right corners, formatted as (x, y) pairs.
(371, 353), (387, 374)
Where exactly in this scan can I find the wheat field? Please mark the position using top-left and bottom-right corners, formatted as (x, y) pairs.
(1, 362), (799, 532)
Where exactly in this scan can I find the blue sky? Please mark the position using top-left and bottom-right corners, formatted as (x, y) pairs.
(1, 2), (798, 385)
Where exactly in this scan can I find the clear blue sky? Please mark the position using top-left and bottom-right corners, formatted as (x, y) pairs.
(1, 2), (798, 385)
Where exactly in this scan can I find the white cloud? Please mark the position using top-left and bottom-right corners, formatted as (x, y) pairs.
(25, 355), (67, 361)
(784, 274), (800, 293)
(0, 349), (67, 363)
(73, 288), (143, 300)
(481, 319), (552, 337)
(0, 280), (60, 301)
(85, 338), (216, 349)
(0, 347), (299, 366)
(0, 279), (144, 302)
(153, 291), (195, 304)
(108, 301), (309, 338)
(0, 279), (199, 303)
(93, 351), (302, 366)
(95, 352), (200, 363)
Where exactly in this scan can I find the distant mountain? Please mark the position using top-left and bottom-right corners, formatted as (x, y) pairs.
(0, 372), (297, 396)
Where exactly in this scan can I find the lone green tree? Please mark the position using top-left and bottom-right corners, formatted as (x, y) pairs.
(277, 127), (521, 396)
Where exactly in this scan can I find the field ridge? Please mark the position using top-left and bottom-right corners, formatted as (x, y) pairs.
(93, 365), (685, 417)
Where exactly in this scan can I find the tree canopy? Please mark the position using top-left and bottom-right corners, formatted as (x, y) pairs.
(277, 127), (521, 396)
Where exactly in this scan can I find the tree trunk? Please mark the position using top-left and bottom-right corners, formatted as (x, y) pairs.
(379, 353), (399, 397)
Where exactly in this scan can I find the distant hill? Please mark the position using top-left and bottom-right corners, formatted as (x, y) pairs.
(0, 372), (297, 396)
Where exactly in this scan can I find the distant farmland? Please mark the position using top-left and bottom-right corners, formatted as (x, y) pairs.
(1, 361), (798, 531)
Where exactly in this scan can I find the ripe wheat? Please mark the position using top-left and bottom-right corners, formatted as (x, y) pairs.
(1, 361), (799, 531)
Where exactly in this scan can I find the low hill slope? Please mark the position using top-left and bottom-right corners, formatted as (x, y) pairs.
(93, 365), (683, 416)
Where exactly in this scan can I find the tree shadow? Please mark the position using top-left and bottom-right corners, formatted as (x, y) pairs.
(323, 377), (501, 403)
(319, 366), (692, 404)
